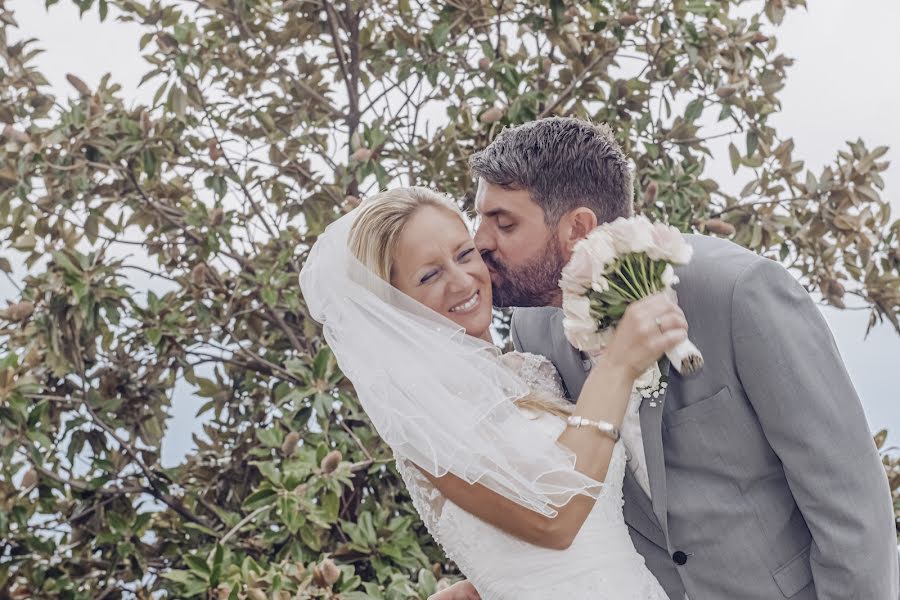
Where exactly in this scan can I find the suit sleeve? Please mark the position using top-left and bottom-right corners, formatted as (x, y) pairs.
(731, 258), (898, 599)
(509, 309), (525, 352)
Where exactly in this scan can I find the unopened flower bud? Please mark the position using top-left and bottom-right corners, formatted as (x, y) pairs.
(281, 431), (300, 456)
(563, 32), (582, 54)
(618, 13), (640, 26)
(66, 74), (91, 97)
(703, 219), (736, 236)
(191, 263), (209, 286)
(246, 589), (267, 600)
(350, 147), (372, 161)
(320, 449), (342, 474)
(715, 86), (737, 99)
(479, 107), (504, 124)
(209, 207), (225, 226)
(208, 139), (223, 161)
(141, 111), (153, 134)
(2, 301), (34, 323)
(21, 468), (37, 489)
(825, 278), (845, 298)
(2, 125), (30, 144)
(478, 57), (491, 72)
(89, 95), (102, 116)
(313, 558), (340, 587)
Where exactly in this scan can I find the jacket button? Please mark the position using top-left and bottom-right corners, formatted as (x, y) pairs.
(672, 551), (688, 566)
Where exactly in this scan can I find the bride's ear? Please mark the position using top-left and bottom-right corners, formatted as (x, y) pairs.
(559, 207), (598, 252)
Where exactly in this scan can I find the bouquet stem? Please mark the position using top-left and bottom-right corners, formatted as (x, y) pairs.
(666, 339), (704, 375)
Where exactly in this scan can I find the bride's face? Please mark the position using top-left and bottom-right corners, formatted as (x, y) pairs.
(391, 205), (493, 339)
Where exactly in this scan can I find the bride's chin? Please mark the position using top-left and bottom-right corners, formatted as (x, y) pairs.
(459, 308), (493, 341)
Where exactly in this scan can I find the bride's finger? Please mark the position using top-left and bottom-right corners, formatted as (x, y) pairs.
(655, 311), (688, 334)
(652, 327), (688, 355)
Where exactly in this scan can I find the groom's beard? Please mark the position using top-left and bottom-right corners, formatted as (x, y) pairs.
(482, 239), (567, 308)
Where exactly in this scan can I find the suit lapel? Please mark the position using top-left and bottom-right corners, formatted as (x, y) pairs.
(548, 309), (589, 399)
(622, 468), (667, 548)
(640, 359), (671, 538)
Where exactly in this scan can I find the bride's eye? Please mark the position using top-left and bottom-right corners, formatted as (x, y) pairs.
(420, 270), (439, 284)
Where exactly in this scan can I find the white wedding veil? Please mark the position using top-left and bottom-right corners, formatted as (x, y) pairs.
(298, 207), (602, 516)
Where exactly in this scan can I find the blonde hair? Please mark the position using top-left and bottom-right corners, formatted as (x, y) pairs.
(348, 186), (570, 418)
(349, 186), (465, 282)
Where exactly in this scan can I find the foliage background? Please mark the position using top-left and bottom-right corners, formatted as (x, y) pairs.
(0, 0), (897, 598)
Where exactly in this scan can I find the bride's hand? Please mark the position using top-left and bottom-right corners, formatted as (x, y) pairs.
(599, 292), (688, 381)
(428, 580), (481, 600)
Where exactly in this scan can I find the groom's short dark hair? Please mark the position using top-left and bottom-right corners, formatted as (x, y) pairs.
(469, 117), (634, 225)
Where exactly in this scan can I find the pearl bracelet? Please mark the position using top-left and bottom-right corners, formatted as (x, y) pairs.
(566, 415), (620, 442)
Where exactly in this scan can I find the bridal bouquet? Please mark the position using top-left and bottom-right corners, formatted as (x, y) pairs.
(560, 216), (703, 397)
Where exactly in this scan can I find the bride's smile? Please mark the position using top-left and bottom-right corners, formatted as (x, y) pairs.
(448, 289), (481, 314)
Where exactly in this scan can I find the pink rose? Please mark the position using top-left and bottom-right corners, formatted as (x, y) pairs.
(648, 222), (692, 264)
(559, 245), (593, 294)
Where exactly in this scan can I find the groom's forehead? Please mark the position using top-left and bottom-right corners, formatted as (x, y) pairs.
(474, 180), (537, 215)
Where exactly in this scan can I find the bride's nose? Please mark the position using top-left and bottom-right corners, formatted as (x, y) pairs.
(445, 264), (472, 293)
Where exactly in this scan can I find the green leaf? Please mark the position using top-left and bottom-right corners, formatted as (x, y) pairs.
(161, 570), (199, 585)
(256, 461), (282, 486)
(51, 251), (81, 275)
(312, 347), (332, 379)
(208, 544), (224, 587)
(684, 98), (704, 123)
(146, 328), (162, 345)
(430, 22), (450, 48)
(183, 554), (211, 580)
(256, 426), (283, 448)
(805, 171), (818, 194)
(242, 488), (278, 511)
(261, 286), (278, 307)
(746, 130), (759, 158)
(729, 142), (741, 174)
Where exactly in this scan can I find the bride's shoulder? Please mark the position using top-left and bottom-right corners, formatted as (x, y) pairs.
(499, 351), (568, 402)
(499, 350), (556, 372)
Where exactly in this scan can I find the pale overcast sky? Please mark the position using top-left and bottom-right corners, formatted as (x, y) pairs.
(5, 0), (899, 461)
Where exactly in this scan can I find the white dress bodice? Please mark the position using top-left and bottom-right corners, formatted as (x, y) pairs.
(395, 352), (669, 600)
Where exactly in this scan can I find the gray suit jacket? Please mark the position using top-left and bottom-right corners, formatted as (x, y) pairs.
(511, 234), (898, 599)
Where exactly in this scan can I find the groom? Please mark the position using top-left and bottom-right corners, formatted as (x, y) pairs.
(431, 117), (898, 599)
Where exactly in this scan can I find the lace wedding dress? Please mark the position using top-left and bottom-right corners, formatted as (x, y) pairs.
(396, 352), (669, 600)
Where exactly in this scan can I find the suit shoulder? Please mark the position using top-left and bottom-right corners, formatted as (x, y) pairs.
(511, 307), (561, 350)
(680, 234), (766, 285)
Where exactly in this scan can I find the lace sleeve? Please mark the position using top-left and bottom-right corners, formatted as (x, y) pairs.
(394, 454), (446, 535)
(500, 352), (568, 401)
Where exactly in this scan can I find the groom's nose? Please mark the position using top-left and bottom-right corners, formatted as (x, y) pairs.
(474, 220), (495, 254)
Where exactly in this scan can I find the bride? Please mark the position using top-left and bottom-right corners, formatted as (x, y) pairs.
(299, 187), (687, 599)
